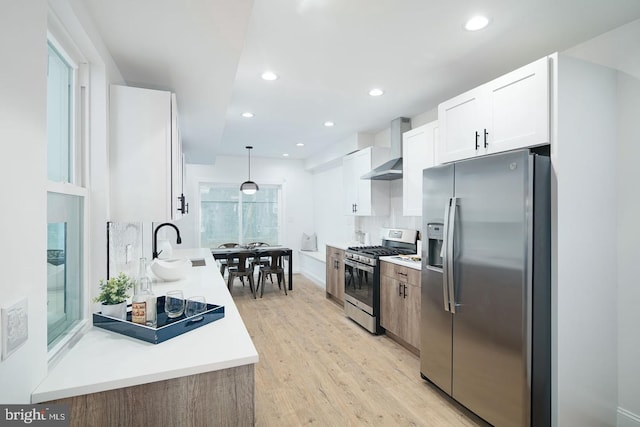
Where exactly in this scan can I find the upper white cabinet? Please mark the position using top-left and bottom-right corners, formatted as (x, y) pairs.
(343, 147), (390, 216)
(438, 56), (549, 163)
(109, 85), (185, 222)
(438, 89), (485, 163)
(402, 121), (438, 216)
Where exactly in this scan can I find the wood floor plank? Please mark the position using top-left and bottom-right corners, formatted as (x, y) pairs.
(231, 274), (482, 427)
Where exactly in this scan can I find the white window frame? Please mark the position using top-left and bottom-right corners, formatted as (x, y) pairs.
(197, 181), (285, 248)
(46, 12), (91, 362)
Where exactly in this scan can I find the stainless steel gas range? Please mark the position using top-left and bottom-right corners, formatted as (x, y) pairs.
(344, 228), (418, 334)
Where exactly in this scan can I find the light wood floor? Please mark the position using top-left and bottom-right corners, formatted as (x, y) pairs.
(232, 274), (482, 427)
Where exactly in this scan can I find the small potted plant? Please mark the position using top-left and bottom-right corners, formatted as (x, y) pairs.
(94, 273), (135, 320)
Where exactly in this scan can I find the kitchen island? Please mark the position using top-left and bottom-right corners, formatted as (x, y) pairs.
(32, 248), (258, 426)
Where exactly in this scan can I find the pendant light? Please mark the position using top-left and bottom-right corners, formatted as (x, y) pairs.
(240, 146), (259, 195)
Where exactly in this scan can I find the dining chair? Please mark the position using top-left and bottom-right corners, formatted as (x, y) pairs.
(247, 242), (270, 249)
(248, 242), (272, 281)
(217, 243), (240, 277)
(227, 252), (256, 298)
(256, 249), (287, 297)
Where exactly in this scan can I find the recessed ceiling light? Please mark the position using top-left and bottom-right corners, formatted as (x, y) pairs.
(261, 71), (278, 81)
(324, 121), (334, 127)
(369, 88), (384, 97)
(283, 153), (289, 157)
(465, 15), (489, 31)
(241, 112), (254, 118)
(296, 143), (305, 147)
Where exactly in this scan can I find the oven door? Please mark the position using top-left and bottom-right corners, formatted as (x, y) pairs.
(344, 258), (375, 314)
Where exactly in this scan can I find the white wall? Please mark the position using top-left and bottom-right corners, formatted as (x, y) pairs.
(0, 0), (49, 404)
(308, 111), (437, 254)
(616, 71), (640, 426)
(0, 0), (121, 403)
(178, 156), (314, 271)
(554, 55), (619, 426)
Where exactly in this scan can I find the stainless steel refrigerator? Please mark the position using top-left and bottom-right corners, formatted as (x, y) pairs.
(420, 149), (550, 427)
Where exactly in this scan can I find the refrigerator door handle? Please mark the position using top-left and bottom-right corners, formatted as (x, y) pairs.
(447, 197), (458, 314)
(442, 199), (453, 312)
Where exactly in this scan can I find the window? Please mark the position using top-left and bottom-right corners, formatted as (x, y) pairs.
(47, 194), (83, 345)
(200, 184), (282, 247)
(46, 37), (88, 351)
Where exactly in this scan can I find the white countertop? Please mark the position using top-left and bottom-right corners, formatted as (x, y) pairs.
(32, 248), (258, 403)
(380, 255), (422, 271)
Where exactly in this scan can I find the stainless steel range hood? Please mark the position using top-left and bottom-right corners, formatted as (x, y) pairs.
(361, 117), (411, 180)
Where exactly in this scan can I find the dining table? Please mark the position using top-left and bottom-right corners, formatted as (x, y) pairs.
(210, 246), (294, 291)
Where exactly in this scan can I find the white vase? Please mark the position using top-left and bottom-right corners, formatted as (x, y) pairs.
(101, 302), (127, 320)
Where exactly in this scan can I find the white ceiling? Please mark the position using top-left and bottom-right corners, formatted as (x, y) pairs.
(83, 0), (640, 164)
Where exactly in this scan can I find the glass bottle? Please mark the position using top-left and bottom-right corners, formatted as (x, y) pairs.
(132, 258), (157, 327)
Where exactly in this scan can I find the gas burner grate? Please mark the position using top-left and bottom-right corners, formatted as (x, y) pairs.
(348, 246), (414, 258)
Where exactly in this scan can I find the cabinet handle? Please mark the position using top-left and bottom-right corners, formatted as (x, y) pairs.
(354, 203), (357, 213)
(398, 283), (403, 296)
(398, 272), (407, 277)
(484, 128), (489, 148)
(475, 131), (480, 150)
(177, 194), (189, 215)
(403, 284), (408, 299)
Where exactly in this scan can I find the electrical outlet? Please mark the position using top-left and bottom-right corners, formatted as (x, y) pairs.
(1, 298), (28, 361)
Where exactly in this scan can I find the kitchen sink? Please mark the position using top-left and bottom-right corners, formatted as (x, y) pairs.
(190, 258), (206, 267)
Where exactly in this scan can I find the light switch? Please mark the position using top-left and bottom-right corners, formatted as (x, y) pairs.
(1, 298), (28, 361)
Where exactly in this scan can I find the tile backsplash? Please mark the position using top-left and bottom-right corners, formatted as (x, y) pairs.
(353, 180), (421, 245)
(107, 222), (144, 279)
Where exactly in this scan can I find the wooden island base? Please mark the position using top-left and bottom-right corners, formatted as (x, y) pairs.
(47, 364), (254, 426)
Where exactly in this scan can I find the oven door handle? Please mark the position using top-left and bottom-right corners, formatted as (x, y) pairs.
(344, 259), (374, 274)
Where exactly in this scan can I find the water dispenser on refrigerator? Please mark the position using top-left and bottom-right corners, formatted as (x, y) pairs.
(426, 223), (444, 270)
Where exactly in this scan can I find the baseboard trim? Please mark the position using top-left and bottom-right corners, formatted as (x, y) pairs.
(618, 407), (640, 427)
(300, 272), (325, 289)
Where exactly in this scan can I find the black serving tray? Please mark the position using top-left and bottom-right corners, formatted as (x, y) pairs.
(93, 296), (225, 344)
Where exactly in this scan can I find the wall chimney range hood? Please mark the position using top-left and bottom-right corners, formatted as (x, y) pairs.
(361, 117), (411, 180)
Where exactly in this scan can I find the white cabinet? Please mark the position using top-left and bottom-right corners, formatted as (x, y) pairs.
(109, 85), (185, 222)
(438, 89), (485, 163)
(438, 56), (550, 163)
(402, 121), (438, 216)
(343, 147), (389, 216)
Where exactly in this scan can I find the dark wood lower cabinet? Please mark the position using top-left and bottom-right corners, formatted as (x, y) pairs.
(46, 364), (254, 427)
(380, 261), (421, 353)
(325, 246), (345, 304)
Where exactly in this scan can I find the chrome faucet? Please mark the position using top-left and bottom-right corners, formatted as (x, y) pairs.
(153, 223), (182, 259)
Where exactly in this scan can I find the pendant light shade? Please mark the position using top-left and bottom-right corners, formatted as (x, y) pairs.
(240, 146), (259, 195)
